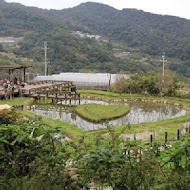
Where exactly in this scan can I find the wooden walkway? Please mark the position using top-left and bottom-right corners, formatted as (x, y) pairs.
(0, 86), (19, 99)
(0, 87), (4, 98)
(0, 81), (80, 103)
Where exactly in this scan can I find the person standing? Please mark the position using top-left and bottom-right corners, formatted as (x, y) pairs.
(14, 77), (18, 85)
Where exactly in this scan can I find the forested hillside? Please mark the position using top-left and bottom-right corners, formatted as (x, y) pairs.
(0, 0), (118, 73)
(0, 0), (190, 76)
(55, 2), (190, 61)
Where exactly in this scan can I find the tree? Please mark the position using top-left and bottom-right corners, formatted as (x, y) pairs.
(0, 44), (4, 52)
(155, 70), (180, 96)
(112, 74), (128, 94)
(112, 71), (180, 96)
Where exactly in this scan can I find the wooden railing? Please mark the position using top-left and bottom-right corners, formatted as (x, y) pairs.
(22, 82), (72, 96)
(27, 81), (73, 86)
(21, 81), (80, 102)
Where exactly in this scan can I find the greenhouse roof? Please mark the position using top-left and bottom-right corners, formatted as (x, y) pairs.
(35, 73), (129, 84)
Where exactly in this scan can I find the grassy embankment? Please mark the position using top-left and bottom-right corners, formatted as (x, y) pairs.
(79, 90), (190, 141)
(2, 90), (190, 142)
(75, 104), (130, 123)
(0, 98), (83, 140)
(79, 90), (190, 105)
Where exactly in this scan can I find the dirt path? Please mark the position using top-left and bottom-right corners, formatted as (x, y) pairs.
(0, 104), (11, 110)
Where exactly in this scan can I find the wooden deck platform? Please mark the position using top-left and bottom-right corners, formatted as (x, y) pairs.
(0, 81), (80, 103)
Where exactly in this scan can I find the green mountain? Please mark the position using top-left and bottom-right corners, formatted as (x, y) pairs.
(0, 0), (190, 76)
(0, 0), (119, 73)
(54, 2), (190, 61)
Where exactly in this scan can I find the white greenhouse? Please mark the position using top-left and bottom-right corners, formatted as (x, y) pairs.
(34, 73), (129, 90)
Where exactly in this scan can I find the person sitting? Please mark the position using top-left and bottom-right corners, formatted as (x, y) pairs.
(9, 81), (14, 90)
(21, 82), (25, 88)
(14, 77), (18, 85)
(17, 78), (21, 86)
(3, 81), (8, 91)
(71, 85), (77, 93)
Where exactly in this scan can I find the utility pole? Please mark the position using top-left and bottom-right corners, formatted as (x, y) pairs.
(42, 42), (50, 76)
(108, 73), (111, 87)
(161, 52), (167, 96)
(162, 52), (167, 82)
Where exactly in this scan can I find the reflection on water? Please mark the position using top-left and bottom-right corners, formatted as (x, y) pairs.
(30, 100), (187, 131)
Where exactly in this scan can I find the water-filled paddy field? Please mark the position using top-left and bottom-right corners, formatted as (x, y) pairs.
(29, 99), (187, 131)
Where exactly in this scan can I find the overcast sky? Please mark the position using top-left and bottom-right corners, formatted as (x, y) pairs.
(6, 0), (190, 20)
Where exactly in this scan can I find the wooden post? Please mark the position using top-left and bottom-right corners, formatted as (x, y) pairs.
(9, 69), (11, 81)
(128, 150), (130, 160)
(37, 92), (40, 101)
(150, 134), (153, 147)
(55, 93), (58, 103)
(19, 88), (23, 97)
(177, 130), (180, 141)
(10, 69), (14, 83)
(23, 67), (26, 82)
(165, 132), (168, 144)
